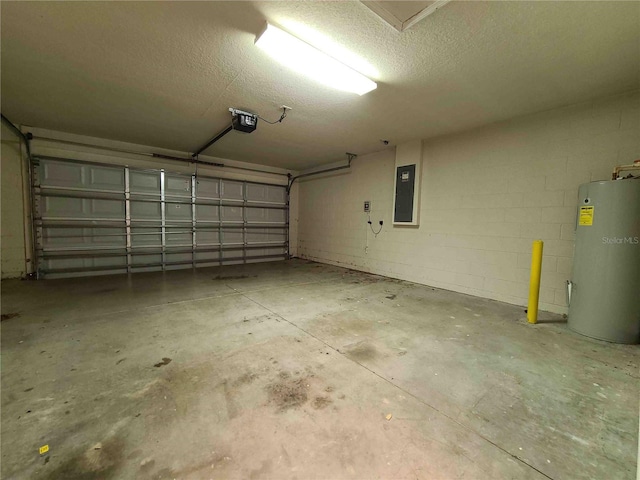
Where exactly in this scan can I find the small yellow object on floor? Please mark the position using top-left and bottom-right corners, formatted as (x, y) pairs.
(39, 445), (49, 455)
(385, 414), (392, 421)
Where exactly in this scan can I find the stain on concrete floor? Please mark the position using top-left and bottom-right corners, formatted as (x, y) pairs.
(42, 436), (125, 480)
(153, 357), (172, 368)
(266, 376), (309, 411)
(342, 341), (380, 362)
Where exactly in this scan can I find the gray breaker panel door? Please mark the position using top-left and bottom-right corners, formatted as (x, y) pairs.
(394, 164), (415, 223)
(32, 157), (288, 278)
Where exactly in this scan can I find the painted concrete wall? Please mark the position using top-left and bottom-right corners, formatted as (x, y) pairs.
(1, 124), (27, 279)
(297, 91), (640, 314)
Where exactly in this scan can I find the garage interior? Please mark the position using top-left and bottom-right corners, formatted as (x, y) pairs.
(1, 2), (639, 480)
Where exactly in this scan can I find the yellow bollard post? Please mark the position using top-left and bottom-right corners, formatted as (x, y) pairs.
(527, 240), (544, 324)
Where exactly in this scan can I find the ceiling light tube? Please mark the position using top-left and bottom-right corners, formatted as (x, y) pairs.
(255, 23), (377, 96)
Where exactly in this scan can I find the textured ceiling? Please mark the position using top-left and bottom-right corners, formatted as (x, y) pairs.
(1, 1), (639, 170)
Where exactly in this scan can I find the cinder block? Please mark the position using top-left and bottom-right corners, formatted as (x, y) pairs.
(560, 223), (576, 241)
(541, 270), (569, 290)
(520, 223), (561, 240)
(462, 193), (524, 209)
(620, 106), (640, 132)
(540, 206), (576, 224)
(517, 252), (531, 269)
(542, 239), (574, 257)
(505, 208), (541, 224)
(539, 287), (556, 305)
(556, 256), (572, 275)
(554, 288), (569, 307)
(522, 190), (565, 208)
(507, 175), (546, 193)
(483, 277), (528, 300)
(519, 156), (568, 177)
(454, 273), (485, 290)
(541, 255), (558, 273)
(482, 250), (518, 267)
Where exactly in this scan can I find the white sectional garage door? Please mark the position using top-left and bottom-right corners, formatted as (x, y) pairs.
(32, 156), (288, 278)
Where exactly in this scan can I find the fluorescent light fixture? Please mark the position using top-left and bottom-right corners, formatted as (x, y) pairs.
(256, 23), (377, 96)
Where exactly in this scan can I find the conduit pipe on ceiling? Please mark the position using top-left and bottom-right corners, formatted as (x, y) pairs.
(28, 135), (290, 178)
(1, 114), (37, 277)
(287, 153), (356, 194)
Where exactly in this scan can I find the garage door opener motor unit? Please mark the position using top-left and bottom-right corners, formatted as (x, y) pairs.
(230, 108), (258, 133)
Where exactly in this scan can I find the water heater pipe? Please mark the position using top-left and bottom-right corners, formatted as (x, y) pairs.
(612, 160), (640, 180)
(527, 240), (544, 324)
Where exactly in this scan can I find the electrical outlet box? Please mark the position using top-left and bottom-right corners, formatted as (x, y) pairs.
(364, 200), (371, 212)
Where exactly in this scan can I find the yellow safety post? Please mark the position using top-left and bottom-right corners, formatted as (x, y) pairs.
(527, 240), (544, 324)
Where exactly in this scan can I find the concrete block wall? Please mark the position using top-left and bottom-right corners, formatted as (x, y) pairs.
(1, 124), (27, 278)
(297, 90), (640, 314)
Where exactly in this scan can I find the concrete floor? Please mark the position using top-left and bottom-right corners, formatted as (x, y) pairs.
(1, 259), (638, 480)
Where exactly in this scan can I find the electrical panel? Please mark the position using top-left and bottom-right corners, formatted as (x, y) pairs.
(392, 140), (421, 226)
(394, 165), (415, 222)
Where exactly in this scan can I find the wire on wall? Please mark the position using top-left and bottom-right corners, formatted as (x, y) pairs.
(367, 214), (383, 237)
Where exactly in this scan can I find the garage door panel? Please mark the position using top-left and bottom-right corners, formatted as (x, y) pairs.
(91, 199), (125, 217)
(42, 196), (84, 216)
(165, 174), (191, 199)
(43, 227), (126, 248)
(195, 230), (220, 246)
(246, 183), (286, 204)
(246, 207), (286, 224)
(165, 252), (192, 265)
(42, 197), (124, 219)
(195, 205), (219, 222)
(165, 202), (191, 221)
(221, 206), (243, 222)
(42, 161), (83, 186)
(246, 228), (286, 244)
(221, 248), (244, 259)
(130, 201), (161, 220)
(247, 246), (286, 258)
(221, 229), (243, 244)
(40, 161), (125, 192)
(131, 253), (162, 266)
(130, 171), (160, 194)
(166, 231), (191, 246)
(221, 180), (243, 200)
(33, 157), (288, 277)
(131, 228), (162, 247)
(89, 166), (125, 191)
(43, 254), (127, 272)
(196, 178), (220, 199)
(195, 251), (221, 262)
